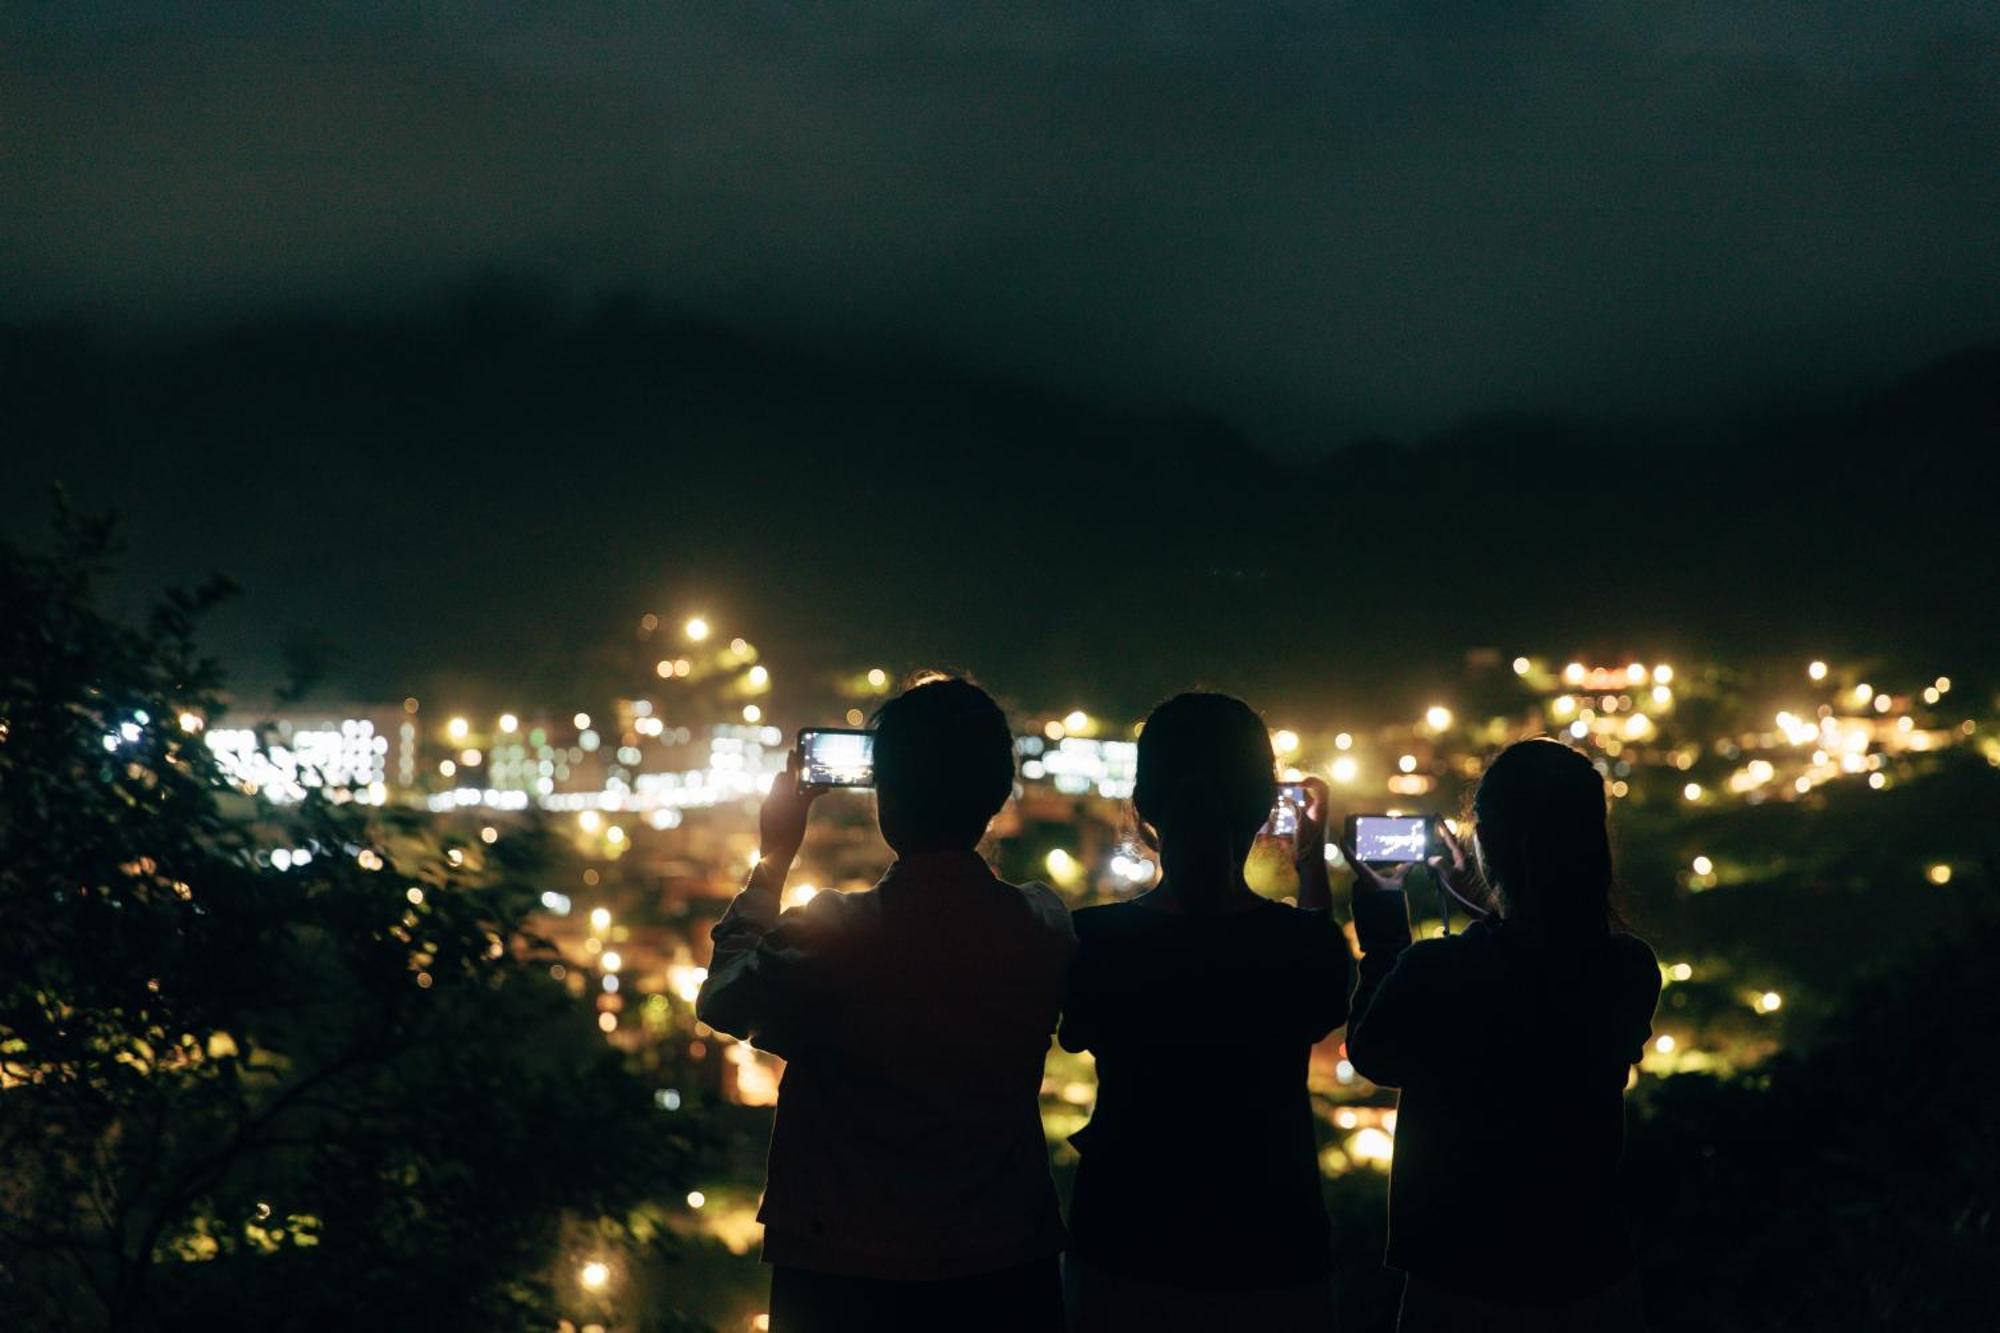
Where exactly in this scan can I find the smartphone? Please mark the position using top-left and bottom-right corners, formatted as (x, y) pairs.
(1263, 782), (1310, 838)
(796, 728), (875, 789)
(1346, 814), (1430, 864)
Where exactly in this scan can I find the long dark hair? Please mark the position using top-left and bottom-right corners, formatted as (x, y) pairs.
(1472, 738), (1616, 940)
(1132, 693), (1276, 914)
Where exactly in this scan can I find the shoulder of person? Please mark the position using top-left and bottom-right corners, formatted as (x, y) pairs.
(1007, 877), (1079, 941)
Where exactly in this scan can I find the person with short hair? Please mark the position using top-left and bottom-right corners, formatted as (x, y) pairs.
(699, 676), (1074, 1333)
(1345, 737), (1660, 1331)
(1059, 692), (1351, 1331)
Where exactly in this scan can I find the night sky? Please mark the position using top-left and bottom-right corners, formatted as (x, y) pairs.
(5, 4), (1997, 714)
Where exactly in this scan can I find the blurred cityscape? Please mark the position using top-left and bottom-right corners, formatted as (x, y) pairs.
(187, 617), (1993, 1332)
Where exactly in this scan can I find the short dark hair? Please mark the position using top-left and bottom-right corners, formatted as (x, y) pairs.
(1473, 737), (1615, 938)
(871, 677), (1015, 848)
(1133, 692), (1277, 854)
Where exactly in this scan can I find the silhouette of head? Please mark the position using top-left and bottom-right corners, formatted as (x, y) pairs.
(1472, 738), (1614, 937)
(871, 676), (1015, 855)
(1133, 693), (1276, 910)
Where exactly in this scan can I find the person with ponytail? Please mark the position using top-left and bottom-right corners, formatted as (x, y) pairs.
(1058, 693), (1352, 1331)
(1344, 737), (1660, 1331)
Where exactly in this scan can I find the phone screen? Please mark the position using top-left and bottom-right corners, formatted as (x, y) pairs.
(1263, 782), (1309, 838)
(1352, 814), (1429, 863)
(797, 729), (875, 788)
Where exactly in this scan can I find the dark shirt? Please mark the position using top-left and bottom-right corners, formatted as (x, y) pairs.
(1057, 897), (1353, 1289)
(1346, 910), (1660, 1304)
(698, 851), (1076, 1280)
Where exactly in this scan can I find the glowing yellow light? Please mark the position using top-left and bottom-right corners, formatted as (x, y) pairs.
(438, 759), (457, 778)
(1923, 687), (1940, 704)
(1626, 663), (1648, 685)
(1349, 1126), (1395, 1165)
(1273, 728), (1300, 755)
(1331, 756), (1358, 784)
(1424, 706), (1453, 730)
(1853, 682), (1873, 704)
(578, 810), (602, 833)
(605, 825), (626, 845)
(589, 907), (612, 932)
(1568, 720), (1589, 739)
(1683, 783), (1702, 801)
(498, 713), (518, 733)
(1652, 664), (1674, 684)
(459, 748), (482, 766)
(1757, 991), (1783, 1013)
(1045, 848), (1081, 887)
(177, 711), (203, 732)
(1512, 656), (1531, 675)
(1563, 662), (1586, 685)
(1334, 732), (1353, 750)
(1868, 772), (1887, 789)
(405, 887), (424, 905)
(1654, 1034), (1676, 1055)
(579, 1260), (611, 1292)
(867, 667), (889, 690)
(686, 1190), (707, 1209)
(447, 717), (469, 741)
(1927, 863), (1952, 885)
(1065, 710), (1091, 733)
(573, 712), (591, 729)
(597, 1011), (617, 1033)
(684, 617), (711, 641)
(1669, 962), (1693, 982)
(1935, 675), (1952, 693)
(656, 659), (673, 678)
(1551, 695), (1577, 720)
(1651, 684), (1672, 706)
(1691, 855), (1713, 876)
(845, 707), (864, 726)
(1398, 754), (1418, 774)
(747, 665), (769, 688)
(1807, 660), (1828, 681)
(1043, 720), (1065, 740)
(785, 884), (819, 911)
(1623, 713), (1653, 740)
(742, 705), (762, 723)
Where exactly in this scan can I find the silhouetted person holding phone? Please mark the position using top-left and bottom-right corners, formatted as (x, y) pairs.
(1059, 693), (1351, 1331)
(1344, 738), (1660, 1331)
(698, 678), (1074, 1333)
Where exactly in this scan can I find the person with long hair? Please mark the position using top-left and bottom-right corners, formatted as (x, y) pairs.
(1344, 737), (1661, 1331)
(1059, 692), (1352, 1331)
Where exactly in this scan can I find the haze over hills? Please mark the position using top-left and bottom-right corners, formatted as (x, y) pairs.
(4, 287), (1995, 716)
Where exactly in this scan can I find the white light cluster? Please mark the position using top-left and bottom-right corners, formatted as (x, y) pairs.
(208, 720), (389, 805)
(1029, 738), (1139, 799)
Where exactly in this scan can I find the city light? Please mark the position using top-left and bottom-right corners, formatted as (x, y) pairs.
(1652, 664), (1674, 684)
(1334, 732), (1353, 750)
(1683, 783), (1703, 801)
(1065, 710), (1092, 734)
(742, 705), (762, 723)
(601, 951), (623, 973)
(1935, 675), (1952, 693)
(1512, 656), (1531, 675)
(498, 713), (518, 733)
(867, 667), (889, 690)
(1654, 1034), (1676, 1054)
(579, 1260), (610, 1292)
(1330, 756), (1358, 784)
(685, 617), (711, 641)
(589, 907), (612, 932)
(1273, 728), (1300, 755)
(687, 1190), (707, 1209)
(1927, 863), (1952, 885)
(573, 712), (591, 729)
(1757, 991), (1783, 1013)
(1691, 855), (1713, 876)
(1348, 1126), (1395, 1166)
(1398, 754), (1417, 773)
(1424, 706), (1452, 730)
(1808, 660), (1828, 681)
(447, 717), (469, 741)
(1669, 962), (1694, 982)
(747, 665), (769, 688)
(1853, 683), (1873, 704)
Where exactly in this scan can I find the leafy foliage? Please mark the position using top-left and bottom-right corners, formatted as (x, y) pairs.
(0, 506), (707, 1331)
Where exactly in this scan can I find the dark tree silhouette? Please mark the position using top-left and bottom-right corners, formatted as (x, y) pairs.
(0, 506), (708, 1332)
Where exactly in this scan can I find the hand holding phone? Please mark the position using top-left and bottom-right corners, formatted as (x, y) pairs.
(1262, 782), (1310, 839)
